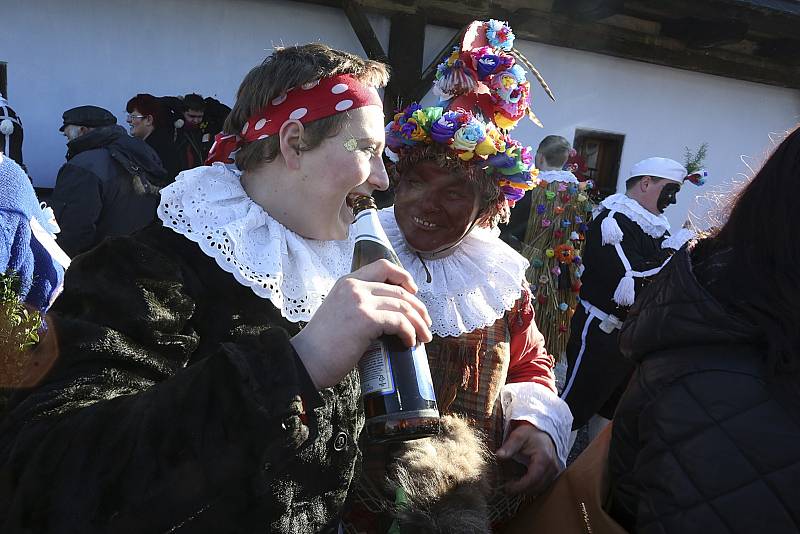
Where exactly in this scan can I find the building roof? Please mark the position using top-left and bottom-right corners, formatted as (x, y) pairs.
(308, 0), (800, 90)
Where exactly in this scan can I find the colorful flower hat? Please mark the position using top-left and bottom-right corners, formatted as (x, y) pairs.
(385, 19), (554, 207)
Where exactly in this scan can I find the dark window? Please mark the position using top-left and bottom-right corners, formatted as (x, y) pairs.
(573, 129), (625, 199)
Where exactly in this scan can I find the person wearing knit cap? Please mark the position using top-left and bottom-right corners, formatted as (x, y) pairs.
(0, 153), (68, 311)
(0, 153), (69, 410)
(345, 20), (572, 532)
(560, 156), (705, 444)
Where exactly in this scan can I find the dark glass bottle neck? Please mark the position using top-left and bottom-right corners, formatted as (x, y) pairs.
(351, 194), (378, 216)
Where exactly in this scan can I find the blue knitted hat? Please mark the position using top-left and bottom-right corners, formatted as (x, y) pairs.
(0, 154), (68, 311)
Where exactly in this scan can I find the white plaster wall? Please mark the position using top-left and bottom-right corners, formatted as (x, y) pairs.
(3, 3), (798, 230)
(422, 26), (800, 229)
(0, 0), (388, 187)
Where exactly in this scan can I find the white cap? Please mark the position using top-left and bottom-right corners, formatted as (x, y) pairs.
(629, 157), (687, 182)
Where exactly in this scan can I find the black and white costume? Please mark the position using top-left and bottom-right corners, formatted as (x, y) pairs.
(560, 193), (692, 428)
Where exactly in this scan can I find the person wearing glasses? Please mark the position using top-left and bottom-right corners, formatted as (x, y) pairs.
(126, 93), (182, 184)
(49, 105), (166, 257)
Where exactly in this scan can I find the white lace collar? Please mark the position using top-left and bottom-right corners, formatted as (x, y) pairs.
(600, 193), (670, 238)
(379, 207), (528, 337)
(158, 163), (354, 322)
(539, 169), (578, 184)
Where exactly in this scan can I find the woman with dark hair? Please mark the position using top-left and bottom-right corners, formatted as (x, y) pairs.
(126, 92), (181, 184)
(608, 126), (800, 534)
(0, 44), (431, 533)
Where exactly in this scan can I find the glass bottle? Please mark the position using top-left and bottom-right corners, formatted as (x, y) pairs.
(350, 194), (440, 442)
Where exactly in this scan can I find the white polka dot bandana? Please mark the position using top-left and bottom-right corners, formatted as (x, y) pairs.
(206, 74), (382, 164)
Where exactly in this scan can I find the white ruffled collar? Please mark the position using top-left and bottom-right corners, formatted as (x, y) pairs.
(157, 163), (354, 322)
(600, 193), (670, 238)
(539, 169), (579, 184)
(379, 207), (528, 337)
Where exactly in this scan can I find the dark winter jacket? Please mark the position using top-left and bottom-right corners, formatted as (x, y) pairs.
(608, 245), (800, 534)
(174, 126), (205, 173)
(49, 125), (166, 257)
(0, 223), (363, 533)
(145, 126), (182, 185)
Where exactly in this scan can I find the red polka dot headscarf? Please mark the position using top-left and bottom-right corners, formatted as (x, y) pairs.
(206, 74), (383, 164)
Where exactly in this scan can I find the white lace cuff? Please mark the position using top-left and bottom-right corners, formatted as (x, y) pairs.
(501, 382), (574, 470)
(661, 227), (695, 250)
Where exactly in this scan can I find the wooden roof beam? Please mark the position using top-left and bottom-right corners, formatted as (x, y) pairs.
(410, 26), (466, 103)
(303, 0), (800, 89)
(660, 17), (750, 49)
(508, 6), (800, 89)
(623, 0), (800, 41)
(551, 0), (625, 21)
(383, 13), (427, 118)
(342, 0), (388, 61)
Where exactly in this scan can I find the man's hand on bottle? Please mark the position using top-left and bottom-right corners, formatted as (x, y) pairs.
(290, 259), (432, 390)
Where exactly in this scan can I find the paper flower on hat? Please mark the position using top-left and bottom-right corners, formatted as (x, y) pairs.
(430, 110), (460, 143)
(387, 19), (551, 207)
(385, 103), (537, 205)
(686, 169), (707, 186)
(471, 47), (514, 79)
(683, 143), (709, 187)
(433, 50), (478, 100)
(429, 19), (552, 133)
(485, 19), (515, 50)
(386, 103), (431, 149)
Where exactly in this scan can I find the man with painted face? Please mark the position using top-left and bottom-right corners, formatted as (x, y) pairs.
(560, 157), (698, 445)
(345, 19), (574, 531)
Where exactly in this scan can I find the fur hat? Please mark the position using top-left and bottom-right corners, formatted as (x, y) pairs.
(385, 415), (492, 533)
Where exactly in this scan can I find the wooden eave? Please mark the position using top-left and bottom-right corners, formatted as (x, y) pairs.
(305, 0), (800, 91)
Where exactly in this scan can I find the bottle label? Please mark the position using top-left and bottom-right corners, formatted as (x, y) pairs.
(411, 343), (437, 402)
(352, 209), (394, 251)
(358, 341), (396, 395)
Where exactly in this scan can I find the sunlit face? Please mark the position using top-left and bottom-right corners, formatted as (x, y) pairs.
(183, 109), (204, 127)
(394, 161), (482, 252)
(297, 105), (389, 225)
(126, 108), (154, 139)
